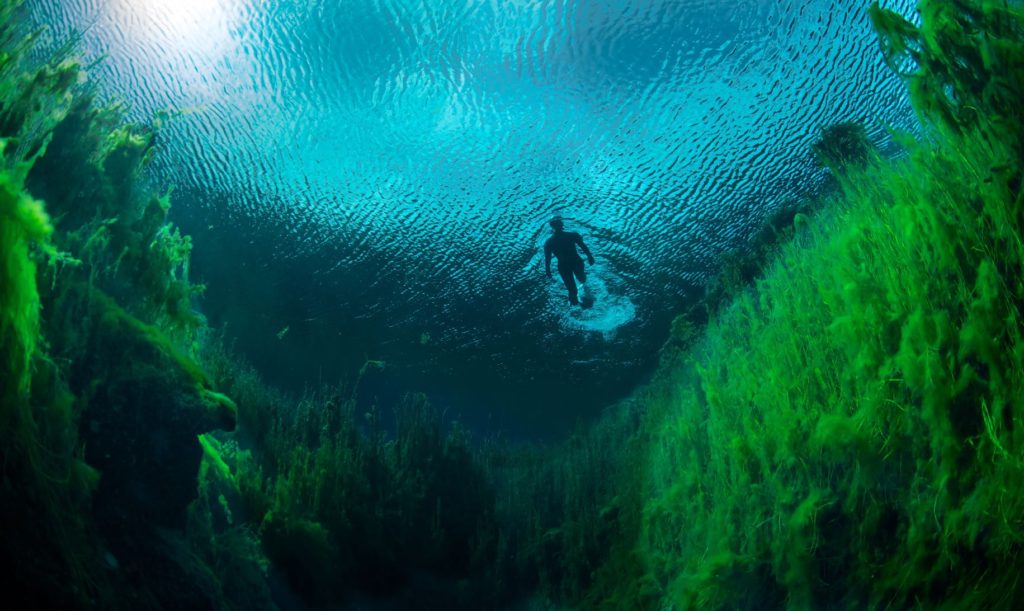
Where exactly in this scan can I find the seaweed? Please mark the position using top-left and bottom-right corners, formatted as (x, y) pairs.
(617, 1), (1024, 608)
(221, 383), (499, 606)
(1, 1), (240, 606)
(811, 121), (878, 177)
(0, 4), (97, 605)
(194, 330), (648, 608)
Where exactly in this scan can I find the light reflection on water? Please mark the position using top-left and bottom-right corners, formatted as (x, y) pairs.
(28, 0), (918, 435)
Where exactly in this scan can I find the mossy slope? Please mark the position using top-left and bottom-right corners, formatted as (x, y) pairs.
(622, 2), (1024, 609)
(1, 2), (242, 607)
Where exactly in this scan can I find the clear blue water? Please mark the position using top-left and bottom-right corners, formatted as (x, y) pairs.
(29, 0), (916, 437)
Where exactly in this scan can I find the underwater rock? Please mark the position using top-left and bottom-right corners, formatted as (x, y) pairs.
(68, 287), (236, 538)
(50, 286), (242, 608)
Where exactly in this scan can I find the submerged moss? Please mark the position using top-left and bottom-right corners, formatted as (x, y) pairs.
(613, 1), (1024, 608)
(1, 1), (243, 606)
(0, 138), (50, 414)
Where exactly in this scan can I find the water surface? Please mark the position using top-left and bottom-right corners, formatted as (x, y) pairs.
(30, 0), (916, 436)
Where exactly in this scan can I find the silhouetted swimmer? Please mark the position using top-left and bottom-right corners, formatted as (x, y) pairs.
(544, 218), (595, 307)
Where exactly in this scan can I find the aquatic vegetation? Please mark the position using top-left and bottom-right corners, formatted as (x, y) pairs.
(810, 121), (878, 176)
(872, 0), (1024, 146)
(28, 101), (206, 341)
(0, 140), (51, 443)
(193, 329), (647, 608)
(483, 397), (651, 608)
(1, 5), (98, 605)
(1, 1), (239, 606)
(202, 369), (503, 606)
(614, 1), (1024, 608)
(0, 144), (93, 606)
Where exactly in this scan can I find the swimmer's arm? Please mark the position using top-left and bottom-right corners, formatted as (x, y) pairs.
(575, 233), (595, 264)
(544, 241), (553, 277)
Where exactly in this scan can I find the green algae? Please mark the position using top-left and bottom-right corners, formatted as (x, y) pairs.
(0, 138), (51, 417)
(810, 121), (878, 177)
(1, 1), (243, 606)
(0, 5), (98, 605)
(601, 1), (1024, 608)
(238, 389), (497, 603)
(195, 327), (649, 608)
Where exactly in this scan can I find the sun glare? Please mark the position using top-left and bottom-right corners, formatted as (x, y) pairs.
(114, 0), (238, 56)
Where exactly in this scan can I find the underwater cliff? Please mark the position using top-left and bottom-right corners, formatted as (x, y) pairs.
(2, 0), (1024, 609)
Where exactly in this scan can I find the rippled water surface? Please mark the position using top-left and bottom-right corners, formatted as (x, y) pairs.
(30, 0), (916, 436)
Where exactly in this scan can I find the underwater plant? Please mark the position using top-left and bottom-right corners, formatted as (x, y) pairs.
(1, 3), (100, 604)
(203, 376), (504, 606)
(615, 1), (1024, 609)
(1, 1), (243, 607)
(194, 329), (650, 609)
(810, 121), (877, 176)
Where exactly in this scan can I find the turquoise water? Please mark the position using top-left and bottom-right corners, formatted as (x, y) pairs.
(29, 0), (915, 437)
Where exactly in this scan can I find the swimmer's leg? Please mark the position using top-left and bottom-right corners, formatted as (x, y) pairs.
(559, 265), (580, 305)
(573, 260), (594, 308)
(573, 260), (587, 284)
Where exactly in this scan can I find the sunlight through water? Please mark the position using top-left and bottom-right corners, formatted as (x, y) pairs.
(28, 0), (919, 434)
